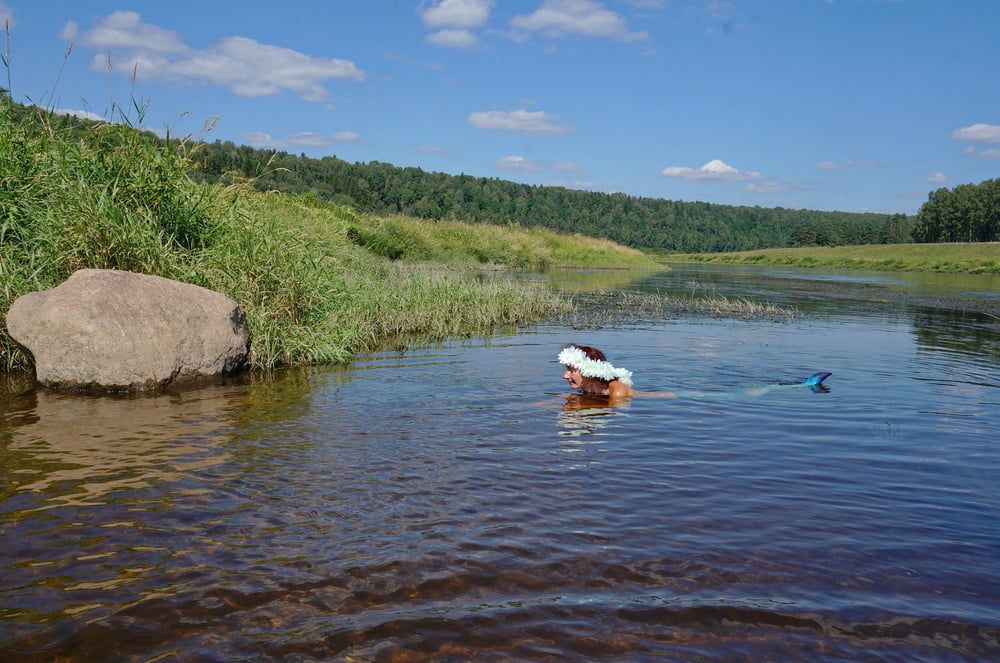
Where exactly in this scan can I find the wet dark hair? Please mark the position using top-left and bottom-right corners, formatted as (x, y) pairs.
(570, 344), (607, 362)
(564, 344), (611, 384)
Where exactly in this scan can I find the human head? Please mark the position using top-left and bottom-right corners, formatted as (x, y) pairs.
(562, 345), (609, 391)
(557, 344), (633, 392)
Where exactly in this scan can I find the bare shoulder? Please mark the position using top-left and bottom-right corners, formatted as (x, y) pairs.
(608, 381), (635, 399)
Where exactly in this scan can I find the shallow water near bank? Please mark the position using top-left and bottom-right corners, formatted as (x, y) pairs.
(1, 265), (999, 660)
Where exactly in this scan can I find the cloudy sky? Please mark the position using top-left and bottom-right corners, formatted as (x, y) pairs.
(3, 0), (998, 213)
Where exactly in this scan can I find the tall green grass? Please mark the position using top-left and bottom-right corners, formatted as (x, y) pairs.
(0, 100), (219, 369)
(0, 100), (578, 372)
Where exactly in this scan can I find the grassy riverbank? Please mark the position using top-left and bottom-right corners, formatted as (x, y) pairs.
(1, 102), (659, 372)
(663, 243), (1000, 274)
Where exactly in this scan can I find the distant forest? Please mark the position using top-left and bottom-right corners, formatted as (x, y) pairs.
(912, 178), (1000, 243)
(191, 141), (914, 253)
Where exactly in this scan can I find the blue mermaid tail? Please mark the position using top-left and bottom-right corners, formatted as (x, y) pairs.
(802, 371), (832, 393)
(803, 372), (832, 387)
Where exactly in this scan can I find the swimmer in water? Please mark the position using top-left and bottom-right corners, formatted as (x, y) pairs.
(558, 344), (639, 399)
(557, 343), (827, 404)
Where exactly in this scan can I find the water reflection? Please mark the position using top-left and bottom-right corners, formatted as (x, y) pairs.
(911, 308), (1000, 363)
(544, 267), (661, 293)
(557, 394), (627, 440)
(3, 388), (240, 506)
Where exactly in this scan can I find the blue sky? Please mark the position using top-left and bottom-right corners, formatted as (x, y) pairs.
(3, 0), (998, 213)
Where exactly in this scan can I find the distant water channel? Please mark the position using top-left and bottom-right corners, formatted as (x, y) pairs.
(2, 264), (998, 660)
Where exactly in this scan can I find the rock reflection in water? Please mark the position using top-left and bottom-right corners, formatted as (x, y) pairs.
(4, 388), (240, 506)
(0, 370), (320, 650)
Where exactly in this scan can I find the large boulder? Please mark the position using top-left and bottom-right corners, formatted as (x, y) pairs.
(6, 269), (249, 390)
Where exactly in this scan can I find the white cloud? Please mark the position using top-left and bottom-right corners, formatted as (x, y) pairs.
(497, 155), (542, 171)
(427, 29), (479, 48)
(468, 108), (572, 134)
(510, 0), (648, 41)
(242, 132), (285, 149)
(961, 145), (1000, 158)
(242, 130), (354, 148)
(417, 144), (446, 153)
(52, 107), (106, 122)
(951, 122), (1000, 145)
(77, 11), (188, 54)
(661, 159), (762, 182)
(59, 20), (78, 41)
(926, 171), (948, 184)
(287, 132), (330, 147)
(420, 0), (494, 28)
(70, 12), (363, 103)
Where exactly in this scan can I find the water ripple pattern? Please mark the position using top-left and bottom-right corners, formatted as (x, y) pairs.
(1, 267), (998, 660)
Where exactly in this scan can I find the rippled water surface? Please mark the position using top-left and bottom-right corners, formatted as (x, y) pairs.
(2, 265), (999, 661)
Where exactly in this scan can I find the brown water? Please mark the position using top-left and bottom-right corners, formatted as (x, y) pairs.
(1, 265), (999, 660)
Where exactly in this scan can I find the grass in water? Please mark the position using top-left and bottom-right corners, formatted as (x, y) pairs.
(556, 287), (796, 329)
(663, 243), (1000, 274)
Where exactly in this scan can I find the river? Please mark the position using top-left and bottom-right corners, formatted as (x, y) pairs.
(1, 264), (998, 660)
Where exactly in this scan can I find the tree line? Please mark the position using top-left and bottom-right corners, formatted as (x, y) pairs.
(912, 178), (1000, 243)
(22, 98), (1000, 252)
(190, 141), (913, 253)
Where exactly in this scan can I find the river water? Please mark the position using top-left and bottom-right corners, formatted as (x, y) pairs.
(1, 264), (998, 661)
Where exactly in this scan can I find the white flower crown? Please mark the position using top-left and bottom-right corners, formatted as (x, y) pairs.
(557, 346), (633, 387)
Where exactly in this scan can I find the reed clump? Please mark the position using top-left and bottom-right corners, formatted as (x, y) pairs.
(556, 288), (796, 328)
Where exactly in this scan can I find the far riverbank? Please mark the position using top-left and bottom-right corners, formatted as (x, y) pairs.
(661, 242), (1000, 274)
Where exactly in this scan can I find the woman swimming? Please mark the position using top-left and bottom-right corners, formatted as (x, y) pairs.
(558, 343), (829, 401)
(558, 344), (638, 399)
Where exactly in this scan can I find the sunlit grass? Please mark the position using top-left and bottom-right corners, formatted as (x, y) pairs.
(663, 243), (1000, 274)
(280, 194), (659, 270)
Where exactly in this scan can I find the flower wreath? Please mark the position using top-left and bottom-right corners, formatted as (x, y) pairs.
(557, 346), (633, 387)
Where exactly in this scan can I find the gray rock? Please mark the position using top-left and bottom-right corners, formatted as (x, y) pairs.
(6, 269), (249, 390)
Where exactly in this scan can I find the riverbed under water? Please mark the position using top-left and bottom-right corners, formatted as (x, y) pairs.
(1, 264), (998, 660)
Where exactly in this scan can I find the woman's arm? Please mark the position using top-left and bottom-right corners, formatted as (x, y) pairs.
(637, 391), (677, 399)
